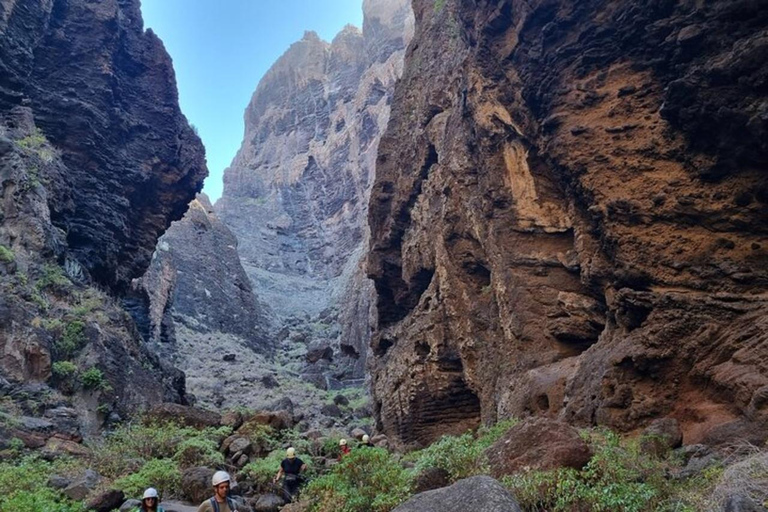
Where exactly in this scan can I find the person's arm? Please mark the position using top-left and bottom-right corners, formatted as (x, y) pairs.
(273, 467), (284, 483)
(300, 463), (307, 472)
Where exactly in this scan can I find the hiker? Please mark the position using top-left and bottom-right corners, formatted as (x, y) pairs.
(359, 434), (374, 448)
(339, 438), (351, 459)
(273, 446), (307, 501)
(196, 471), (237, 512)
(137, 488), (165, 512)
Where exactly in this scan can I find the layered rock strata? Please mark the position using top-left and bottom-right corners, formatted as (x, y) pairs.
(217, 0), (413, 382)
(368, 0), (768, 448)
(0, 0), (205, 435)
(0, 0), (206, 290)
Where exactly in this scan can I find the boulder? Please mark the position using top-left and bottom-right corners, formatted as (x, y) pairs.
(413, 467), (451, 494)
(221, 410), (244, 430)
(306, 343), (333, 363)
(63, 469), (101, 501)
(485, 418), (592, 477)
(181, 467), (214, 504)
(119, 499), (141, 512)
(640, 418), (683, 456)
(146, 403), (221, 428)
(333, 394), (349, 407)
(261, 374), (280, 389)
(321, 404), (342, 418)
(253, 493), (286, 511)
(350, 427), (367, 440)
(85, 489), (125, 512)
(48, 475), (71, 489)
(228, 436), (253, 456)
(242, 410), (294, 431)
(392, 476), (521, 512)
(42, 436), (89, 460)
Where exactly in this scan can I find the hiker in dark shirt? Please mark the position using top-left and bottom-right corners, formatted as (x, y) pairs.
(273, 447), (307, 501)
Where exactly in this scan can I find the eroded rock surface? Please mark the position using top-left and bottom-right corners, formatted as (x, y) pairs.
(0, 0), (206, 290)
(216, 0), (413, 382)
(0, 0), (204, 436)
(368, 0), (768, 448)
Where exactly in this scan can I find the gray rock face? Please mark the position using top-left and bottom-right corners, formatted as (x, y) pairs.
(139, 194), (267, 351)
(216, 0), (413, 382)
(392, 476), (521, 512)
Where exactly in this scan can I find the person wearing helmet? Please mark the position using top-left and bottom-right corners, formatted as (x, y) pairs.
(360, 434), (374, 448)
(137, 487), (165, 512)
(196, 470), (237, 512)
(273, 446), (307, 501)
(339, 438), (351, 459)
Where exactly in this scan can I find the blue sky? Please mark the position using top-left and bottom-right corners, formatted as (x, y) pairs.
(140, 0), (364, 202)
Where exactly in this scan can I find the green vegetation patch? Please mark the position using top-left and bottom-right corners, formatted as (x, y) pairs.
(0, 245), (14, 263)
(55, 320), (87, 358)
(305, 448), (413, 512)
(0, 456), (83, 512)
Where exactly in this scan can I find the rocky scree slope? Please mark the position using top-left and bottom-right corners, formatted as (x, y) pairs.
(0, 0), (206, 440)
(367, 0), (768, 449)
(215, 0), (413, 385)
(136, 193), (273, 409)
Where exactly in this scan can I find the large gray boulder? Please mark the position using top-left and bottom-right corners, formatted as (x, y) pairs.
(392, 476), (521, 512)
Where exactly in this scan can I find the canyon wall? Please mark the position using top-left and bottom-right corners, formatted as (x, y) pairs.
(0, 0), (206, 435)
(217, 0), (413, 384)
(368, 0), (768, 448)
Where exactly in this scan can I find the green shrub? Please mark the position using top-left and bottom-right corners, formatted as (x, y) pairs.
(173, 436), (225, 468)
(79, 367), (110, 391)
(113, 458), (181, 499)
(502, 430), (696, 512)
(56, 321), (87, 358)
(243, 450), (287, 494)
(36, 264), (71, 291)
(410, 431), (486, 481)
(0, 456), (83, 512)
(0, 245), (14, 263)
(305, 448), (412, 512)
(90, 421), (231, 479)
(52, 361), (78, 378)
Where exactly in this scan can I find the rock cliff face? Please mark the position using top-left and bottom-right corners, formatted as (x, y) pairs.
(368, 0), (768, 448)
(217, 0), (413, 382)
(0, 0), (205, 436)
(136, 194), (272, 408)
(0, 0), (206, 291)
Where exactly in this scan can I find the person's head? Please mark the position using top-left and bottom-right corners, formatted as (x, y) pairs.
(362, 434), (370, 444)
(286, 447), (296, 459)
(142, 487), (159, 510)
(211, 470), (230, 499)
(339, 439), (347, 447)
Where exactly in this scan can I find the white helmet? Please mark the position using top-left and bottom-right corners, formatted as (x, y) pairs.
(286, 447), (296, 458)
(212, 470), (231, 486)
(362, 434), (370, 443)
(142, 487), (159, 499)
(339, 439), (347, 446)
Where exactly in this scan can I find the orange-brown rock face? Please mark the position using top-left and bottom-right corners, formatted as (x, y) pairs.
(368, 0), (768, 448)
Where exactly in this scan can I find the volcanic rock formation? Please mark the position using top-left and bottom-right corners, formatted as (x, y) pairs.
(216, 0), (413, 383)
(368, 0), (768, 448)
(0, 0), (205, 435)
(136, 194), (274, 408)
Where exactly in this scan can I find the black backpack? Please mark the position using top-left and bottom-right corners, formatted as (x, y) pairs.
(209, 497), (236, 512)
